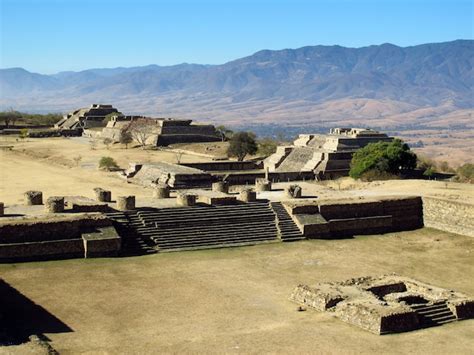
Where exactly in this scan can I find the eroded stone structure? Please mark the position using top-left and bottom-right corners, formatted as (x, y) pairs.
(266, 128), (394, 178)
(55, 104), (119, 130)
(290, 275), (474, 334)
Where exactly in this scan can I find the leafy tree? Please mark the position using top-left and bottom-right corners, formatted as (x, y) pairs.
(457, 163), (474, 182)
(0, 109), (22, 128)
(103, 137), (113, 150)
(349, 139), (417, 180)
(258, 138), (278, 157)
(119, 130), (133, 149)
(99, 156), (119, 171)
(216, 125), (234, 141)
(227, 131), (258, 161)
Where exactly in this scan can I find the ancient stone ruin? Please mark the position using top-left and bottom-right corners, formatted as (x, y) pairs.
(55, 104), (119, 130)
(266, 128), (394, 179)
(290, 275), (474, 334)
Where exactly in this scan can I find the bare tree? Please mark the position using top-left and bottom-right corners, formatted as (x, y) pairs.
(175, 151), (183, 164)
(127, 119), (157, 148)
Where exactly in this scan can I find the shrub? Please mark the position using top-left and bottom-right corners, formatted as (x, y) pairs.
(457, 163), (474, 183)
(99, 156), (119, 171)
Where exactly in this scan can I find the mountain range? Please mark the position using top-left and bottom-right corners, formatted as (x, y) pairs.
(0, 40), (473, 129)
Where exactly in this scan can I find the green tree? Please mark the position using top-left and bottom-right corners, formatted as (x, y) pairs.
(258, 138), (278, 157)
(457, 163), (474, 182)
(227, 131), (258, 161)
(423, 167), (435, 179)
(0, 109), (22, 128)
(119, 130), (133, 149)
(216, 125), (234, 141)
(349, 139), (417, 180)
(99, 156), (119, 171)
(19, 128), (29, 140)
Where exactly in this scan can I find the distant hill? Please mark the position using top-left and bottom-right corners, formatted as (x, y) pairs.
(0, 40), (473, 128)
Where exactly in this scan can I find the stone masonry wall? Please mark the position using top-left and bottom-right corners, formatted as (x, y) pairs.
(422, 197), (474, 237)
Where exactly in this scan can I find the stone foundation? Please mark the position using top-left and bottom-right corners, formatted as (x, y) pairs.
(290, 275), (474, 335)
(212, 181), (229, 193)
(24, 191), (43, 205)
(116, 196), (135, 211)
(153, 186), (170, 199)
(94, 188), (112, 202)
(255, 178), (271, 192)
(177, 193), (197, 206)
(239, 189), (257, 202)
(45, 197), (65, 213)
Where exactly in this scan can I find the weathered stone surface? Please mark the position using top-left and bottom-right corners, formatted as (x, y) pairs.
(290, 275), (474, 334)
(239, 189), (257, 202)
(285, 184), (302, 198)
(24, 191), (43, 205)
(153, 186), (170, 199)
(212, 181), (229, 193)
(45, 196), (65, 213)
(177, 193), (197, 206)
(255, 178), (272, 192)
(93, 188), (112, 202)
(422, 197), (474, 237)
(117, 196), (135, 211)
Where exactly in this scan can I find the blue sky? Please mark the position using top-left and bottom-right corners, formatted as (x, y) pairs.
(1, 0), (472, 73)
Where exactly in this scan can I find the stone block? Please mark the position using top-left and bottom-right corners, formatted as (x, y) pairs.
(255, 178), (271, 192)
(285, 184), (302, 198)
(24, 191), (43, 205)
(0, 202), (3, 216)
(239, 189), (257, 202)
(177, 193), (197, 206)
(117, 196), (135, 211)
(93, 187), (112, 202)
(45, 196), (65, 213)
(153, 185), (170, 199)
(212, 181), (229, 193)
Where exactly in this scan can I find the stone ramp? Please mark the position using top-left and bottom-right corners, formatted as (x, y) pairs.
(270, 202), (305, 241)
(109, 202), (281, 252)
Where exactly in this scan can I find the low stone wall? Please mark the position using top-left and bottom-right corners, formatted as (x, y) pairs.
(422, 197), (474, 237)
(182, 161), (261, 171)
(0, 216), (111, 244)
(328, 216), (392, 237)
(0, 239), (84, 261)
(82, 227), (121, 258)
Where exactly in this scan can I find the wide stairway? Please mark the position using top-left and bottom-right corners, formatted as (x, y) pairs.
(270, 202), (305, 241)
(107, 211), (157, 256)
(410, 302), (457, 327)
(109, 202), (282, 252)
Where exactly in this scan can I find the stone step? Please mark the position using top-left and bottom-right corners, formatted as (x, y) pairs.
(151, 227), (277, 240)
(418, 308), (453, 317)
(159, 239), (278, 252)
(138, 210), (275, 224)
(150, 230), (278, 245)
(153, 234), (277, 248)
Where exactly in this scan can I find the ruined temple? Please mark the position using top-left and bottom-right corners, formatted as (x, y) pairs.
(266, 128), (394, 178)
(101, 116), (221, 146)
(55, 104), (119, 130)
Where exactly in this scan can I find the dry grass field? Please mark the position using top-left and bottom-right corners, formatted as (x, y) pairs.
(1, 229), (473, 354)
(1, 136), (473, 354)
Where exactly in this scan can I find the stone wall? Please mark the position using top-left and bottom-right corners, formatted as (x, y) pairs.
(0, 239), (84, 261)
(422, 197), (474, 237)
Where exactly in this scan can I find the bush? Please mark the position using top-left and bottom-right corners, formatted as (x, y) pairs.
(349, 139), (417, 180)
(99, 156), (119, 171)
(258, 138), (278, 157)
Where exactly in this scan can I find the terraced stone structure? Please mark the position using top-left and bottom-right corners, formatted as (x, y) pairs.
(55, 104), (119, 130)
(290, 275), (474, 334)
(266, 128), (394, 178)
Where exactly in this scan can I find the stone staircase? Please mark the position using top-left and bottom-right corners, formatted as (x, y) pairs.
(107, 211), (157, 256)
(109, 202), (282, 252)
(410, 302), (457, 327)
(270, 202), (305, 241)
